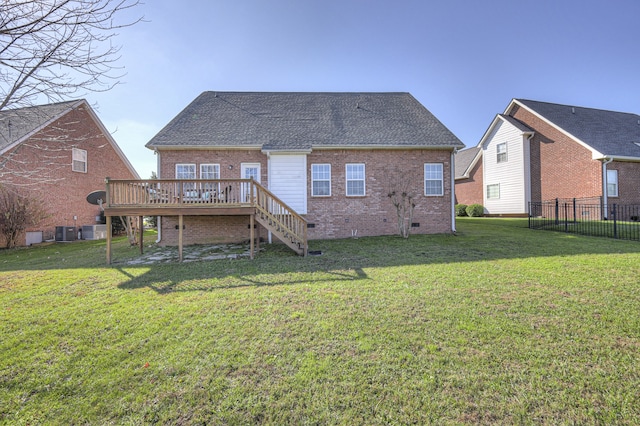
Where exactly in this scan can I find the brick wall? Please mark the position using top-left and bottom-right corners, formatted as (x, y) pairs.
(454, 159), (483, 206)
(158, 149), (268, 184)
(160, 215), (261, 247)
(305, 149), (453, 238)
(608, 161), (640, 205)
(156, 148), (455, 245)
(0, 103), (137, 246)
(510, 105), (602, 202)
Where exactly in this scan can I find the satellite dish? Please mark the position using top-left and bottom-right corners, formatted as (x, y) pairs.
(86, 190), (106, 208)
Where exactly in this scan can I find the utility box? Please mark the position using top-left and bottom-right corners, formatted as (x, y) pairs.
(82, 224), (107, 240)
(26, 231), (43, 246)
(55, 226), (76, 242)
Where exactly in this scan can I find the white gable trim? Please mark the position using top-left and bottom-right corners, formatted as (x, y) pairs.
(477, 114), (534, 150)
(82, 100), (140, 179)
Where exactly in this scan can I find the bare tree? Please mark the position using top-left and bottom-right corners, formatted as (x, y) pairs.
(0, 0), (143, 111)
(386, 167), (417, 239)
(0, 185), (48, 248)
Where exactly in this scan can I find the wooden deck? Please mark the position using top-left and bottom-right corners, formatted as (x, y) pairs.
(103, 178), (307, 262)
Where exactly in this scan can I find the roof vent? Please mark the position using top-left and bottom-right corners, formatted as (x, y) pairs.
(571, 107), (575, 114)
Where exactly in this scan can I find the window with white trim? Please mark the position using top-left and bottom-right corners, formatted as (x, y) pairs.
(200, 163), (220, 193)
(496, 143), (507, 163)
(72, 148), (87, 173)
(487, 184), (500, 199)
(176, 163), (196, 191)
(176, 164), (196, 179)
(607, 169), (618, 197)
(346, 163), (365, 196)
(200, 164), (220, 179)
(312, 164), (331, 196)
(424, 163), (443, 196)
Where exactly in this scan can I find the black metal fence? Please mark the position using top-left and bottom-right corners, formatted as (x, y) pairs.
(529, 197), (640, 241)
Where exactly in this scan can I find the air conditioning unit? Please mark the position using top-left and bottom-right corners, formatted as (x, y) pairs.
(82, 224), (107, 240)
(55, 226), (77, 242)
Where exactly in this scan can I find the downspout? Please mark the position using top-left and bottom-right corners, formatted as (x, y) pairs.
(602, 157), (613, 219)
(451, 148), (458, 233)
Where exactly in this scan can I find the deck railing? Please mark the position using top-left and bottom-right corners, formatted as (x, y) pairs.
(106, 178), (254, 207)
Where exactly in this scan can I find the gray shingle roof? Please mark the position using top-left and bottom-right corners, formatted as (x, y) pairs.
(515, 99), (640, 158)
(455, 146), (481, 179)
(0, 101), (79, 152)
(146, 92), (464, 150)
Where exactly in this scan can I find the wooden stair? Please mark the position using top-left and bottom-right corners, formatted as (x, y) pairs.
(252, 181), (307, 256)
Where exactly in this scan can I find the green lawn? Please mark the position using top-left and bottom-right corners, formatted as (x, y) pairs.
(1, 218), (639, 424)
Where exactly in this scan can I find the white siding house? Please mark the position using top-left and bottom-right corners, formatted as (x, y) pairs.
(481, 115), (534, 215)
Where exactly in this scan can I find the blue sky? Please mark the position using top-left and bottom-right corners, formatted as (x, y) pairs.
(87, 0), (640, 178)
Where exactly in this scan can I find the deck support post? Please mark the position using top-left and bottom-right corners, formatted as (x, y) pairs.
(256, 223), (260, 253)
(250, 214), (255, 259)
(139, 216), (144, 255)
(178, 215), (184, 262)
(106, 216), (112, 264)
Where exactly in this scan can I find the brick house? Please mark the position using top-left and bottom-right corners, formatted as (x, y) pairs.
(144, 91), (464, 247)
(455, 99), (640, 215)
(0, 100), (139, 246)
(453, 146), (482, 207)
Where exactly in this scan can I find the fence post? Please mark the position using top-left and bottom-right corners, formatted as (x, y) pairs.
(573, 198), (577, 224)
(564, 202), (568, 232)
(613, 204), (617, 239)
(555, 198), (559, 225)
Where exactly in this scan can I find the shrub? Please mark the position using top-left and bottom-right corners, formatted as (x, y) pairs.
(0, 186), (48, 248)
(455, 204), (468, 217)
(466, 204), (484, 217)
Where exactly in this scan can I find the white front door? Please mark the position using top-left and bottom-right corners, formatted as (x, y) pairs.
(241, 163), (261, 201)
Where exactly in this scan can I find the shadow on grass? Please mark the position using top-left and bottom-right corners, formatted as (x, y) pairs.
(111, 218), (640, 293)
(115, 262), (370, 293)
(2, 218), (639, 294)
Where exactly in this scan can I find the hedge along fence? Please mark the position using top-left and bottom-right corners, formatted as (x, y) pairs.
(529, 197), (640, 241)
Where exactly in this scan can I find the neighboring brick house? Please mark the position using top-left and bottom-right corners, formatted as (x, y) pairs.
(454, 146), (482, 207)
(145, 91), (464, 245)
(456, 99), (640, 215)
(0, 100), (139, 246)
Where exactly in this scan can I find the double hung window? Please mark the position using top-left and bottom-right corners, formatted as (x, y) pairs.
(496, 143), (507, 163)
(346, 164), (365, 196)
(72, 148), (87, 173)
(607, 170), (618, 197)
(424, 163), (443, 196)
(312, 164), (331, 196)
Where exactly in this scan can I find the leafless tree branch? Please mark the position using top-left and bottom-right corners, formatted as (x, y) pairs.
(0, 0), (143, 111)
